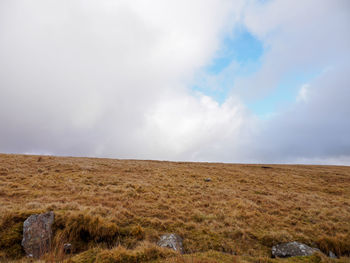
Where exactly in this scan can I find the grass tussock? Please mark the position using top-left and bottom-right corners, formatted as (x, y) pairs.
(317, 234), (350, 257)
(258, 230), (293, 247)
(51, 212), (147, 257)
(66, 242), (176, 263)
(53, 212), (119, 253)
(0, 154), (349, 262)
(158, 250), (348, 263)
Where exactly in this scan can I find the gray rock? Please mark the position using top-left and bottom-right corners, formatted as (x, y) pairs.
(271, 241), (320, 258)
(21, 211), (54, 258)
(204, 178), (211, 182)
(63, 243), (72, 254)
(157, 233), (184, 254)
(329, 251), (337, 258)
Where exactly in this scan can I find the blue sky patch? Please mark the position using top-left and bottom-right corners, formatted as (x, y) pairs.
(247, 69), (321, 117)
(193, 26), (264, 103)
(207, 27), (264, 74)
(194, 25), (322, 117)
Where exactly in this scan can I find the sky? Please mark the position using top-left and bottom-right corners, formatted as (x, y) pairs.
(0, 0), (350, 165)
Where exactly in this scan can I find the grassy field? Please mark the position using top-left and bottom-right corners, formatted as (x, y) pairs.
(0, 153), (349, 262)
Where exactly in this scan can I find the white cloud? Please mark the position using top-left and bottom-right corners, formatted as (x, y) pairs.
(141, 91), (248, 160)
(0, 0), (247, 159)
(297, 84), (309, 103)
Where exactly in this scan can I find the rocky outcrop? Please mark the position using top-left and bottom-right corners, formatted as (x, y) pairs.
(157, 233), (184, 254)
(271, 241), (320, 258)
(21, 211), (54, 258)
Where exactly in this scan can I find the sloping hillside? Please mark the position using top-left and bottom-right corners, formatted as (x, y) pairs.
(0, 154), (349, 262)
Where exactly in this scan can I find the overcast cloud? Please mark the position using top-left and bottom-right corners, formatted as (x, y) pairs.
(0, 0), (349, 164)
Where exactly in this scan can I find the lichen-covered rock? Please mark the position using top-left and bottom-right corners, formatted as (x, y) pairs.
(271, 241), (320, 258)
(21, 211), (54, 258)
(157, 233), (184, 254)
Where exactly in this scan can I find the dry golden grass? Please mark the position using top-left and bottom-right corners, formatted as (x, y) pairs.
(0, 153), (349, 262)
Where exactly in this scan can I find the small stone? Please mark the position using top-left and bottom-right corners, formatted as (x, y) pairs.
(21, 211), (55, 259)
(157, 233), (184, 254)
(63, 243), (72, 254)
(271, 241), (320, 258)
(204, 178), (211, 182)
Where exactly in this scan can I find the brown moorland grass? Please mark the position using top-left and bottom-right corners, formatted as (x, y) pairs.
(0, 153), (349, 262)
